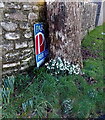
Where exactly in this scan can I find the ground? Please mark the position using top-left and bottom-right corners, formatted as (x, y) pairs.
(2, 23), (105, 119)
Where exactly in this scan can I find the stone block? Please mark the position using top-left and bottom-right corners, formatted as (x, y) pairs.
(22, 48), (32, 53)
(2, 68), (18, 76)
(5, 52), (19, 62)
(23, 4), (32, 10)
(19, 22), (30, 30)
(33, 5), (39, 11)
(5, 12), (27, 21)
(20, 65), (29, 70)
(3, 41), (14, 52)
(6, 3), (21, 9)
(19, 48), (32, 60)
(24, 31), (32, 38)
(0, 2), (4, 8)
(28, 12), (38, 21)
(5, 33), (20, 40)
(28, 40), (34, 48)
(1, 22), (18, 31)
(22, 56), (32, 62)
(3, 62), (20, 68)
(15, 41), (27, 49)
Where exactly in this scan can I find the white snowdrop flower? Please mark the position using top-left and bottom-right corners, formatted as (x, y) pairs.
(56, 63), (59, 66)
(82, 71), (85, 74)
(53, 59), (56, 62)
(49, 59), (52, 62)
(51, 67), (54, 69)
(64, 59), (66, 61)
(45, 63), (49, 66)
(57, 71), (60, 74)
(47, 66), (50, 69)
(55, 72), (57, 75)
(58, 57), (62, 62)
(52, 64), (55, 66)
(67, 63), (70, 66)
(78, 68), (81, 71)
(57, 66), (59, 68)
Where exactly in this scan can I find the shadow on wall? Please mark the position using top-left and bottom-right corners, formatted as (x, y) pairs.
(94, 1), (105, 26)
(94, 2), (102, 26)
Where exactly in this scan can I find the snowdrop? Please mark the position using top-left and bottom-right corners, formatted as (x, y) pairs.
(45, 62), (49, 66)
(47, 66), (50, 69)
(45, 57), (81, 76)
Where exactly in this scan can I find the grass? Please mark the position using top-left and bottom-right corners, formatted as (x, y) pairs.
(2, 23), (105, 119)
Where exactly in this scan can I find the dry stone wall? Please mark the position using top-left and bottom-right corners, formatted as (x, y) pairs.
(80, 2), (97, 38)
(47, 1), (97, 67)
(1, 2), (46, 76)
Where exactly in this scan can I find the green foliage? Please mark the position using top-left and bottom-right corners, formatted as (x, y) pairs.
(82, 24), (104, 59)
(2, 76), (15, 104)
(2, 70), (104, 118)
(14, 74), (31, 93)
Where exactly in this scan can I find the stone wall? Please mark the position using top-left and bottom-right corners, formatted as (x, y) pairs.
(1, 2), (46, 76)
(47, 1), (97, 67)
(97, 2), (105, 26)
(80, 2), (97, 37)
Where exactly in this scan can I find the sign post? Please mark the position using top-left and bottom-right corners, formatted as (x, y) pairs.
(34, 23), (48, 67)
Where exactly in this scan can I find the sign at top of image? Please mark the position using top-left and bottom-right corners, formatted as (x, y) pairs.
(34, 23), (48, 67)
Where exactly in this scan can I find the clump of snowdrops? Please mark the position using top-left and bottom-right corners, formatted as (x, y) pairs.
(62, 99), (73, 117)
(45, 57), (81, 76)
